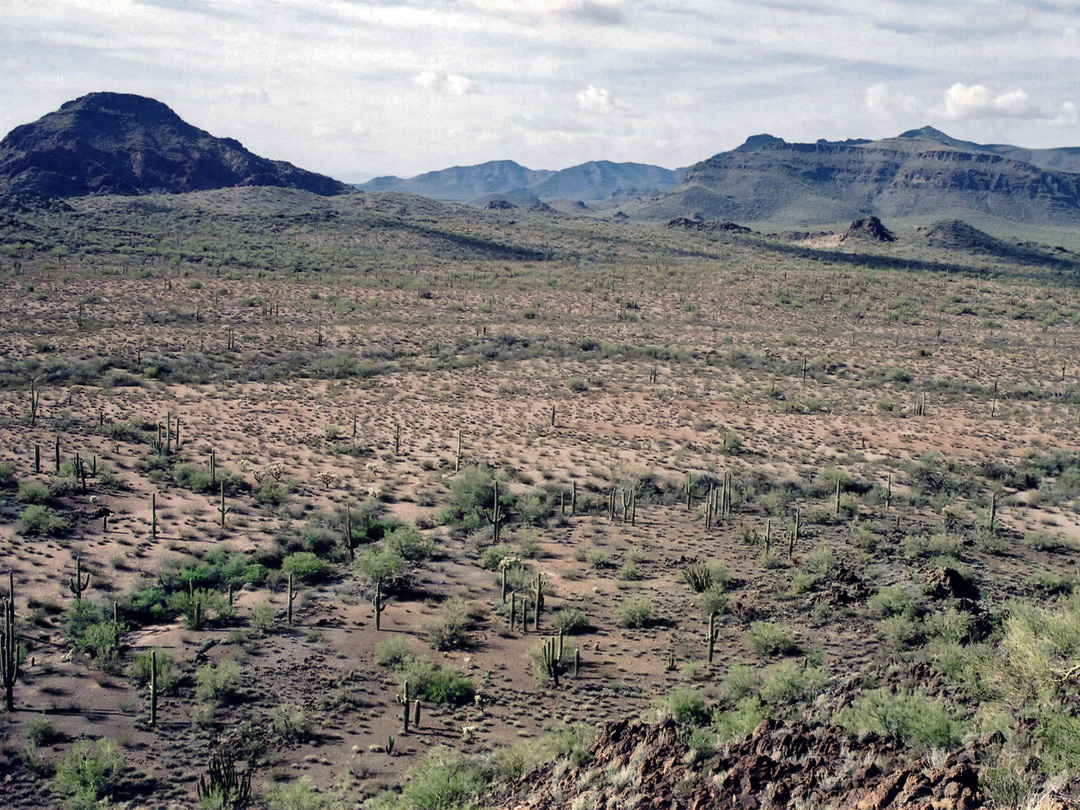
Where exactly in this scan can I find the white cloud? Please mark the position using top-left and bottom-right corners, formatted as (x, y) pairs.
(413, 71), (477, 96)
(865, 83), (918, 116)
(576, 85), (626, 114)
(942, 83), (1036, 120)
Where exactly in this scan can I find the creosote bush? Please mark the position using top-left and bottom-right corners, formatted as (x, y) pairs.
(615, 595), (655, 628)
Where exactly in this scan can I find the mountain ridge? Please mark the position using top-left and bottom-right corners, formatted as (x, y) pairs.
(0, 92), (351, 199)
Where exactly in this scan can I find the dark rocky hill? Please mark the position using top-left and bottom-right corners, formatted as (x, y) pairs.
(0, 92), (351, 199)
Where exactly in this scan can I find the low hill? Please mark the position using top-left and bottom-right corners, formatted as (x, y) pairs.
(0, 92), (351, 199)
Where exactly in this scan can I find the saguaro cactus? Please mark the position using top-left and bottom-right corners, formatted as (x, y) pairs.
(68, 557), (91, 599)
(485, 479), (505, 544)
(218, 482), (230, 528)
(149, 649), (159, 726)
(1, 596), (20, 711)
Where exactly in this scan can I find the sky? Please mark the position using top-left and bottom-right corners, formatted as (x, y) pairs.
(2, 0), (1080, 181)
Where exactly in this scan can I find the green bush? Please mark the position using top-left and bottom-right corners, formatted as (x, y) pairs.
(17, 479), (51, 504)
(550, 607), (589, 634)
(51, 738), (125, 810)
(867, 585), (917, 618)
(661, 685), (710, 726)
(353, 546), (407, 588)
(715, 696), (769, 743)
(397, 746), (490, 810)
(759, 660), (828, 706)
(384, 526), (435, 562)
(25, 714), (58, 746)
(839, 686), (966, 751)
(747, 621), (799, 657)
(19, 504), (67, 536)
(374, 636), (415, 669)
(194, 660), (242, 705)
(615, 595), (654, 628)
(282, 551), (331, 582)
(128, 648), (177, 693)
(424, 598), (478, 651)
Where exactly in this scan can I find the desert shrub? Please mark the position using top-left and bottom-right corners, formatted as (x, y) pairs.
(660, 685), (710, 726)
(695, 586), (728, 619)
(477, 543), (515, 570)
(17, 479), (51, 504)
(249, 600), (279, 633)
(165, 588), (233, 629)
(923, 607), (976, 645)
(256, 480), (289, 507)
(394, 746), (490, 810)
(839, 686), (966, 751)
(19, 504), (67, 536)
(617, 560), (643, 581)
(170, 462), (214, 493)
(516, 491), (551, 526)
(128, 648), (178, 693)
(384, 526), (435, 562)
(550, 607), (589, 634)
(759, 660), (828, 706)
(879, 615), (924, 650)
(424, 597), (480, 651)
(353, 546), (407, 589)
(25, 714), (58, 746)
(537, 723), (597, 767)
(194, 660), (242, 705)
(65, 601), (123, 672)
(281, 551), (331, 582)
(435, 465), (508, 530)
(615, 595), (654, 628)
(398, 656), (474, 705)
(375, 641), (474, 706)
(747, 622), (799, 657)
(51, 738), (126, 810)
(867, 585), (917, 618)
(715, 696), (769, 743)
(269, 703), (313, 743)
(374, 636), (415, 669)
(513, 529), (545, 559)
(584, 547), (613, 569)
(265, 776), (353, 810)
(789, 542), (836, 594)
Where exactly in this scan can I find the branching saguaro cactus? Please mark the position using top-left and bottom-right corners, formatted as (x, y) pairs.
(485, 479), (505, 544)
(68, 557), (91, 600)
(1, 596), (22, 711)
(218, 482), (230, 528)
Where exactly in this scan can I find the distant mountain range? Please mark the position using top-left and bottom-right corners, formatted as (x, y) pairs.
(361, 126), (1080, 228)
(0, 92), (350, 198)
(359, 160), (685, 203)
(5, 94), (1080, 231)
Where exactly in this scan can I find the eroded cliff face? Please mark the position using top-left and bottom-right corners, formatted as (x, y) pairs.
(0, 92), (349, 199)
(653, 140), (1080, 226)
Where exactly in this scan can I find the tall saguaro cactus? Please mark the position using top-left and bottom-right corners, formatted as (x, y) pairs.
(1, 596), (21, 712)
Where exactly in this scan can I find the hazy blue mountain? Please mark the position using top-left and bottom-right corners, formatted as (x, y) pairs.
(357, 160), (684, 202)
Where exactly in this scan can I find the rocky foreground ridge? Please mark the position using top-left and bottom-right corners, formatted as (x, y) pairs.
(493, 717), (1076, 810)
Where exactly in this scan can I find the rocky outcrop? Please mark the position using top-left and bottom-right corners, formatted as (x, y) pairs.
(495, 717), (992, 810)
(0, 92), (351, 199)
(840, 216), (896, 243)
